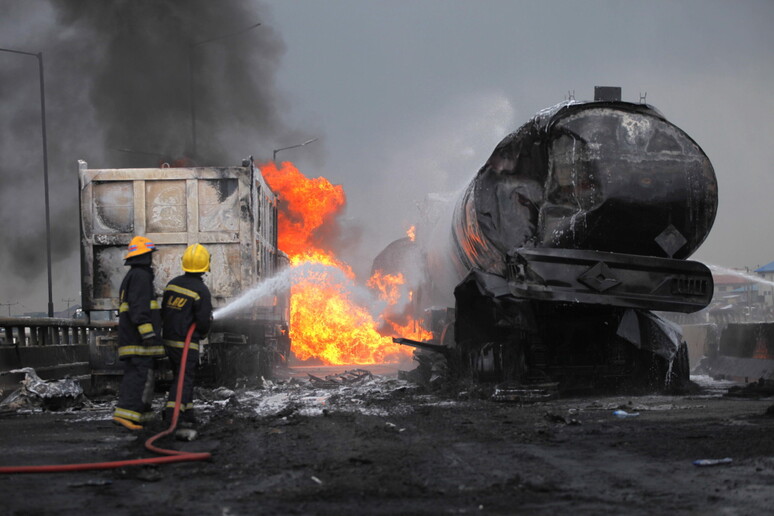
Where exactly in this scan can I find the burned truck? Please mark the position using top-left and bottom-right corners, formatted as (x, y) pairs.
(388, 89), (717, 391)
(79, 159), (289, 388)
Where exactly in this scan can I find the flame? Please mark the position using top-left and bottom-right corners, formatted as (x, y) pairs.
(367, 270), (405, 306)
(367, 269), (432, 342)
(752, 337), (772, 360)
(261, 161), (346, 259)
(262, 161), (419, 365)
(407, 225), (416, 242)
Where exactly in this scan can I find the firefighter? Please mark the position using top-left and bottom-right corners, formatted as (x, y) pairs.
(161, 243), (213, 427)
(113, 236), (165, 430)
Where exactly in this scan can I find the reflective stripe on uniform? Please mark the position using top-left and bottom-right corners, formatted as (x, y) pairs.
(137, 323), (154, 336)
(164, 339), (200, 351)
(164, 284), (200, 301)
(118, 345), (165, 357)
(114, 407), (155, 422)
(113, 407), (142, 422)
(165, 401), (194, 411)
(120, 300), (160, 312)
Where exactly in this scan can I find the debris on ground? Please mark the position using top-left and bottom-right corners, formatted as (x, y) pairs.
(491, 383), (559, 403)
(195, 371), (421, 420)
(613, 409), (641, 418)
(543, 411), (581, 425)
(724, 378), (774, 399)
(308, 369), (373, 388)
(175, 428), (198, 441)
(693, 457), (733, 467)
(0, 368), (87, 412)
(398, 351), (448, 388)
(2, 373), (774, 515)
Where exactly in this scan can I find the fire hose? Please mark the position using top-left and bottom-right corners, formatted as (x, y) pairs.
(0, 324), (212, 474)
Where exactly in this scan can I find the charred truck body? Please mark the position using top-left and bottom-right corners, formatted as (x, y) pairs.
(79, 159), (289, 388)
(388, 90), (717, 390)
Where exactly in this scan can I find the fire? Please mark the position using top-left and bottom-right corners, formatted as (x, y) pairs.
(262, 161), (423, 365)
(367, 269), (432, 342)
(407, 225), (416, 242)
(367, 270), (405, 306)
(260, 160), (346, 259)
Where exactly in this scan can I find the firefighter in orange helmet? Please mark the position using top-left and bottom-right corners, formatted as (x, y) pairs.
(112, 236), (165, 430)
(161, 243), (213, 427)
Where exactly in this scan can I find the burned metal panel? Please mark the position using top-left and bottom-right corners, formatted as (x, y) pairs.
(149, 244), (188, 295)
(93, 181), (134, 233)
(506, 247), (713, 313)
(92, 245), (125, 308)
(208, 243), (245, 302)
(199, 178), (239, 232)
(146, 180), (187, 233)
(253, 166), (280, 283)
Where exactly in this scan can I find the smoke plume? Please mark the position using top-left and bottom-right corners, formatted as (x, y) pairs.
(0, 0), (308, 313)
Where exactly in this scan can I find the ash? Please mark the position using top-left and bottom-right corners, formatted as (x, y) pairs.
(198, 369), (427, 420)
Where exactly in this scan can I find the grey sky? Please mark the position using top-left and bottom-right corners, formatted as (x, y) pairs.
(264, 0), (774, 278)
(1, 0), (772, 313)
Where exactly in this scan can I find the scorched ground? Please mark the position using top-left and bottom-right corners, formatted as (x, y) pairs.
(1, 371), (773, 515)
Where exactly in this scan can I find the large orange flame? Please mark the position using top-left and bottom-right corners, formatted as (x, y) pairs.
(262, 161), (424, 365)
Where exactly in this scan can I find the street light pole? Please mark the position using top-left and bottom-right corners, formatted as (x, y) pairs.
(273, 138), (319, 162)
(189, 21), (261, 159)
(0, 47), (54, 317)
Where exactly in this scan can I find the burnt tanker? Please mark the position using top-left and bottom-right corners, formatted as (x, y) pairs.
(386, 92), (717, 390)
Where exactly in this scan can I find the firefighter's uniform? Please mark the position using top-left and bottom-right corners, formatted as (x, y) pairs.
(162, 244), (213, 424)
(113, 237), (164, 430)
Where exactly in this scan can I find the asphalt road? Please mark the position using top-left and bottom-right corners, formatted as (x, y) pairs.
(1, 372), (773, 515)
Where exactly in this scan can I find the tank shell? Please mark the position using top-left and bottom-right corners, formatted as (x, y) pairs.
(450, 101), (718, 279)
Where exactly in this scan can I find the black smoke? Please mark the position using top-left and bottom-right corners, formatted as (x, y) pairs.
(0, 0), (308, 310)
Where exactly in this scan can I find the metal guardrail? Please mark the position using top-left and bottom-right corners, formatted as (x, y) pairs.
(0, 317), (117, 347)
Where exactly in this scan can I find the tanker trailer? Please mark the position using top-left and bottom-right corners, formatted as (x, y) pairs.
(79, 158), (289, 391)
(388, 92), (717, 390)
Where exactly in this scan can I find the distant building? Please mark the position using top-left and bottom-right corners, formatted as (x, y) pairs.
(754, 261), (774, 307)
(712, 272), (757, 304)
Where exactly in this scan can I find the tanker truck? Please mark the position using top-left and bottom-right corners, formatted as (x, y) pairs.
(384, 88), (717, 391)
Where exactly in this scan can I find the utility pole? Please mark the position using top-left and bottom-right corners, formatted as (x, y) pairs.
(62, 298), (76, 312)
(0, 302), (19, 317)
(0, 47), (54, 317)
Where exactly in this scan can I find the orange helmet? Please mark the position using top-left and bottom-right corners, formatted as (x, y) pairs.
(125, 236), (156, 259)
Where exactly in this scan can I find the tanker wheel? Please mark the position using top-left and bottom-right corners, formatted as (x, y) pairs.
(463, 338), (527, 383)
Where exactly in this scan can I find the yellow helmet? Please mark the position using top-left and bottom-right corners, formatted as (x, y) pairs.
(125, 236), (156, 259)
(182, 243), (210, 273)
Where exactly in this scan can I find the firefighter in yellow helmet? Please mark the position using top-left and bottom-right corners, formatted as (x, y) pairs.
(161, 243), (213, 427)
(113, 236), (165, 430)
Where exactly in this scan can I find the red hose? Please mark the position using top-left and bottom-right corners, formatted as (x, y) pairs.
(0, 324), (212, 474)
